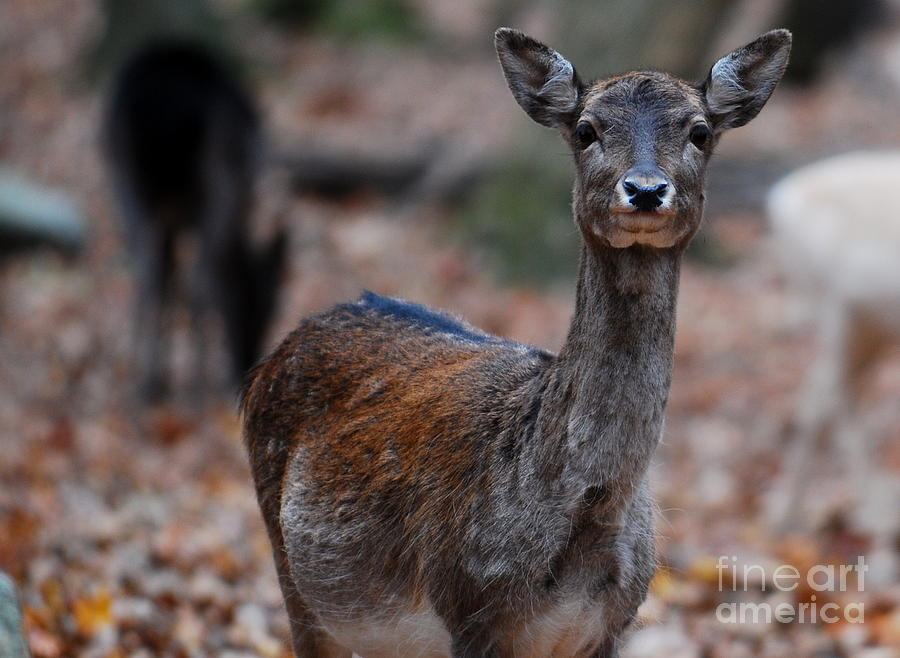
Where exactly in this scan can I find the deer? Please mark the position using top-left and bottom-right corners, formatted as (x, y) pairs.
(104, 39), (286, 402)
(241, 27), (791, 657)
(766, 152), (900, 548)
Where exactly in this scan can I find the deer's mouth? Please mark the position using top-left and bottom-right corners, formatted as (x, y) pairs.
(611, 208), (677, 226)
(604, 210), (682, 248)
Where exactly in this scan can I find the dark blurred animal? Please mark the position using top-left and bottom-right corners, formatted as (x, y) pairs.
(104, 40), (285, 401)
(241, 28), (790, 657)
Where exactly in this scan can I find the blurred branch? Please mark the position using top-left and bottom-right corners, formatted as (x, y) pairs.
(271, 140), (490, 205)
(496, 0), (734, 80)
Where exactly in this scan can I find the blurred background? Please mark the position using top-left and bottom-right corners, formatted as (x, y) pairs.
(1, 0), (898, 656)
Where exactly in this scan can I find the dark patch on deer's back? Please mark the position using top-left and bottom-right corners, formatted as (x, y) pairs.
(343, 291), (523, 349)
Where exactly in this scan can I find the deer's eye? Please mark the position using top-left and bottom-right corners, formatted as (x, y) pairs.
(689, 124), (712, 150)
(574, 122), (598, 149)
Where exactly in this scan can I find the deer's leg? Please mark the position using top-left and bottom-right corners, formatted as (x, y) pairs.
(841, 314), (890, 490)
(833, 313), (892, 519)
(188, 243), (216, 401)
(594, 604), (640, 658)
(191, 199), (238, 400)
(254, 466), (350, 658)
(193, 133), (254, 398)
(587, 639), (621, 658)
(770, 300), (848, 531)
(833, 314), (900, 584)
(112, 168), (173, 403)
(449, 637), (501, 658)
(273, 551), (350, 657)
(262, 522), (350, 658)
(132, 224), (174, 403)
(430, 584), (502, 658)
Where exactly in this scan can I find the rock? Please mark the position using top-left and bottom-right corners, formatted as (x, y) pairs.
(0, 169), (85, 255)
(0, 571), (29, 657)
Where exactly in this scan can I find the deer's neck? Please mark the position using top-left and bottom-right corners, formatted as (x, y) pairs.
(534, 242), (681, 503)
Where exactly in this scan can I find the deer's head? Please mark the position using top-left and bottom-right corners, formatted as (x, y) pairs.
(495, 28), (791, 250)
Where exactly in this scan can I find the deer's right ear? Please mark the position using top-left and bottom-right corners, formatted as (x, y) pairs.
(495, 28), (581, 129)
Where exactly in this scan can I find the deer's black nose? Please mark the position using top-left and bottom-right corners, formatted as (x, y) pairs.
(623, 179), (669, 212)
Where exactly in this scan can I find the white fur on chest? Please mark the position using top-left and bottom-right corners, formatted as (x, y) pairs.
(323, 605), (451, 658)
(512, 597), (607, 657)
(323, 596), (605, 658)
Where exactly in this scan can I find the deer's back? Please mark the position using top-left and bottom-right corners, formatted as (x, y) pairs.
(242, 290), (549, 540)
(768, 152), (900, 320)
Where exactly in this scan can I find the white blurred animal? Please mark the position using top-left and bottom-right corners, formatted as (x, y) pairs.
(766, 152), (900, 541)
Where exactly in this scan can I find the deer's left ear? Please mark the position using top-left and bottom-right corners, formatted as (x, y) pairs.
(495, 28), (581, 129)
(703, 29), (792, 131)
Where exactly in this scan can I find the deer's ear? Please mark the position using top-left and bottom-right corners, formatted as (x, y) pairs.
(703, 29), (791, 131)
(495, 28), (581, 129)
